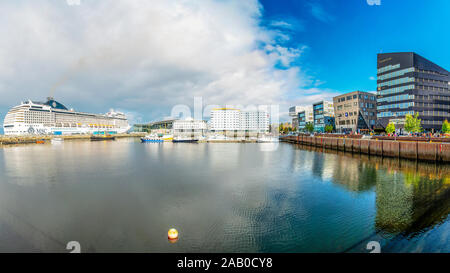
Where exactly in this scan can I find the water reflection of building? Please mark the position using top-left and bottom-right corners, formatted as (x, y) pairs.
(374, 159), (450, 235)
(331, 157), (377, 192)
(310, 147), (326, 179)
(301, 146), (376, 189)
(295, 145), (450, 237)
(1, 145), (60, 186)
(1, 141), (132, 187)
(332, 152), (450, 236)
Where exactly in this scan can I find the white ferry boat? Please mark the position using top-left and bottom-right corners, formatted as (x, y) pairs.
(3, 97), (131, 136)
(141, 134), (164, 143)
(161, 134), (174, 141)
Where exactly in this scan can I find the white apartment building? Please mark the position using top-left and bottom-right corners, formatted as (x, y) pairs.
(209, 108), (241, 131)
(209, 108), (269, 133)
(239, 111), (269, 132)
(289, 106), (303, 117)
(304, 108), (314, 123)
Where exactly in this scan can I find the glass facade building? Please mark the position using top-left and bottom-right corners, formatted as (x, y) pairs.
(312, 101), (334, 132)
(295, 107), (313, 131)
(298, 111), (307, 130)
(377, 52), (450, 132)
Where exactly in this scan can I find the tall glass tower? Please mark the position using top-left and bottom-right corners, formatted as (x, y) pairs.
(377, 52), (450, 132)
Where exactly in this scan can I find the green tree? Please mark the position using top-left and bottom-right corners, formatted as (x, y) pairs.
(404, 113), (423, 133)
(386, 122), (395, 134)
(279, 123), (284, 134)
(324, 124), (334, 133)
(442, 119), (450, 134)
(305, 122), (314, 133)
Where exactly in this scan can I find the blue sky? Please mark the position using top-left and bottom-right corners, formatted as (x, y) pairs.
(260, 0), (450, 97)
(0, 0), (449, 133)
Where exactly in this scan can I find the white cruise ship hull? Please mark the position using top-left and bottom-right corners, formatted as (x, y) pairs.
(3, 98), (131, 136)
(4, 124), (131, 136)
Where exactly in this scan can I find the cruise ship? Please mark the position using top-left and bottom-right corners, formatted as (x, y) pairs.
(3, 97), (131, 135)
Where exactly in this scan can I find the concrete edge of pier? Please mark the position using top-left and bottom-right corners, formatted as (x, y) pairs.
(0, 133), (146, 145)
(281, 135), (450, 163)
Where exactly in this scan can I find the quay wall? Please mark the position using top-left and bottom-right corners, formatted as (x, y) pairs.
(283, 135), (450, 163)
(0, 133), (145, 145)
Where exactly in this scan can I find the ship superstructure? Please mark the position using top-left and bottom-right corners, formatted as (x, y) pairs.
(3, 97), (130, 135)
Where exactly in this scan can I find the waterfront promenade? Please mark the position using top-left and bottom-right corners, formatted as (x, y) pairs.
(281, 135), (450, 163)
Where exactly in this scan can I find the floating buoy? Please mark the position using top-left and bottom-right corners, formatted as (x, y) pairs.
(168, 228), (179, 240)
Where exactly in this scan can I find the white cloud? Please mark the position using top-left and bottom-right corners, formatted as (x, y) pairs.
(369, 76), (376, 81)
(0, 0), (329, 123)
(307, 1), (335, 23)
(270, 20), (293, 29)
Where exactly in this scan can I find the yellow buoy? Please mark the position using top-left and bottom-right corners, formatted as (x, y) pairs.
(168, 228), (179, 240)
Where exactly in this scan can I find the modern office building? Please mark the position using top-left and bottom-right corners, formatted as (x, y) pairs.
(133, 118), (207, 135)
(209, 108), (269, 132)
(290, 106), (313, 131)
(133, 123), (149, 132)
(297, 107), (314, 131)
(377, 52), (450, 132)
(333, 91), (377, 133)
(133, 119), (177, 134)
(289, 106), (304, 117)
(289, 106), (303, 131)
(312, 101), (335, 132)
(292, 117), (299, 131)
(173, 118), (207, 136)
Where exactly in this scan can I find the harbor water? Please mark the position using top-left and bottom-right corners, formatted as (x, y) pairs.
(0, 139), (448, 252)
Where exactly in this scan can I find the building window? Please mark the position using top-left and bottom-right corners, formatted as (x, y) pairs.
(377, 64), (400, 74)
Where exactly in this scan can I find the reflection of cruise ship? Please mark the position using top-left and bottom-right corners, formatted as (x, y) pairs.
(3, 97), (131, 135)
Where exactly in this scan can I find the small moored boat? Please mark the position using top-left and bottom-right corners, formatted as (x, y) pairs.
(173, 136), (198, 143)
(141, 135), (164, 143)
(90, 135), (116, 141)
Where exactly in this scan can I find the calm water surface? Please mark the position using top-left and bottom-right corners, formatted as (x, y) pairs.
(0, 139), (449, 252)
